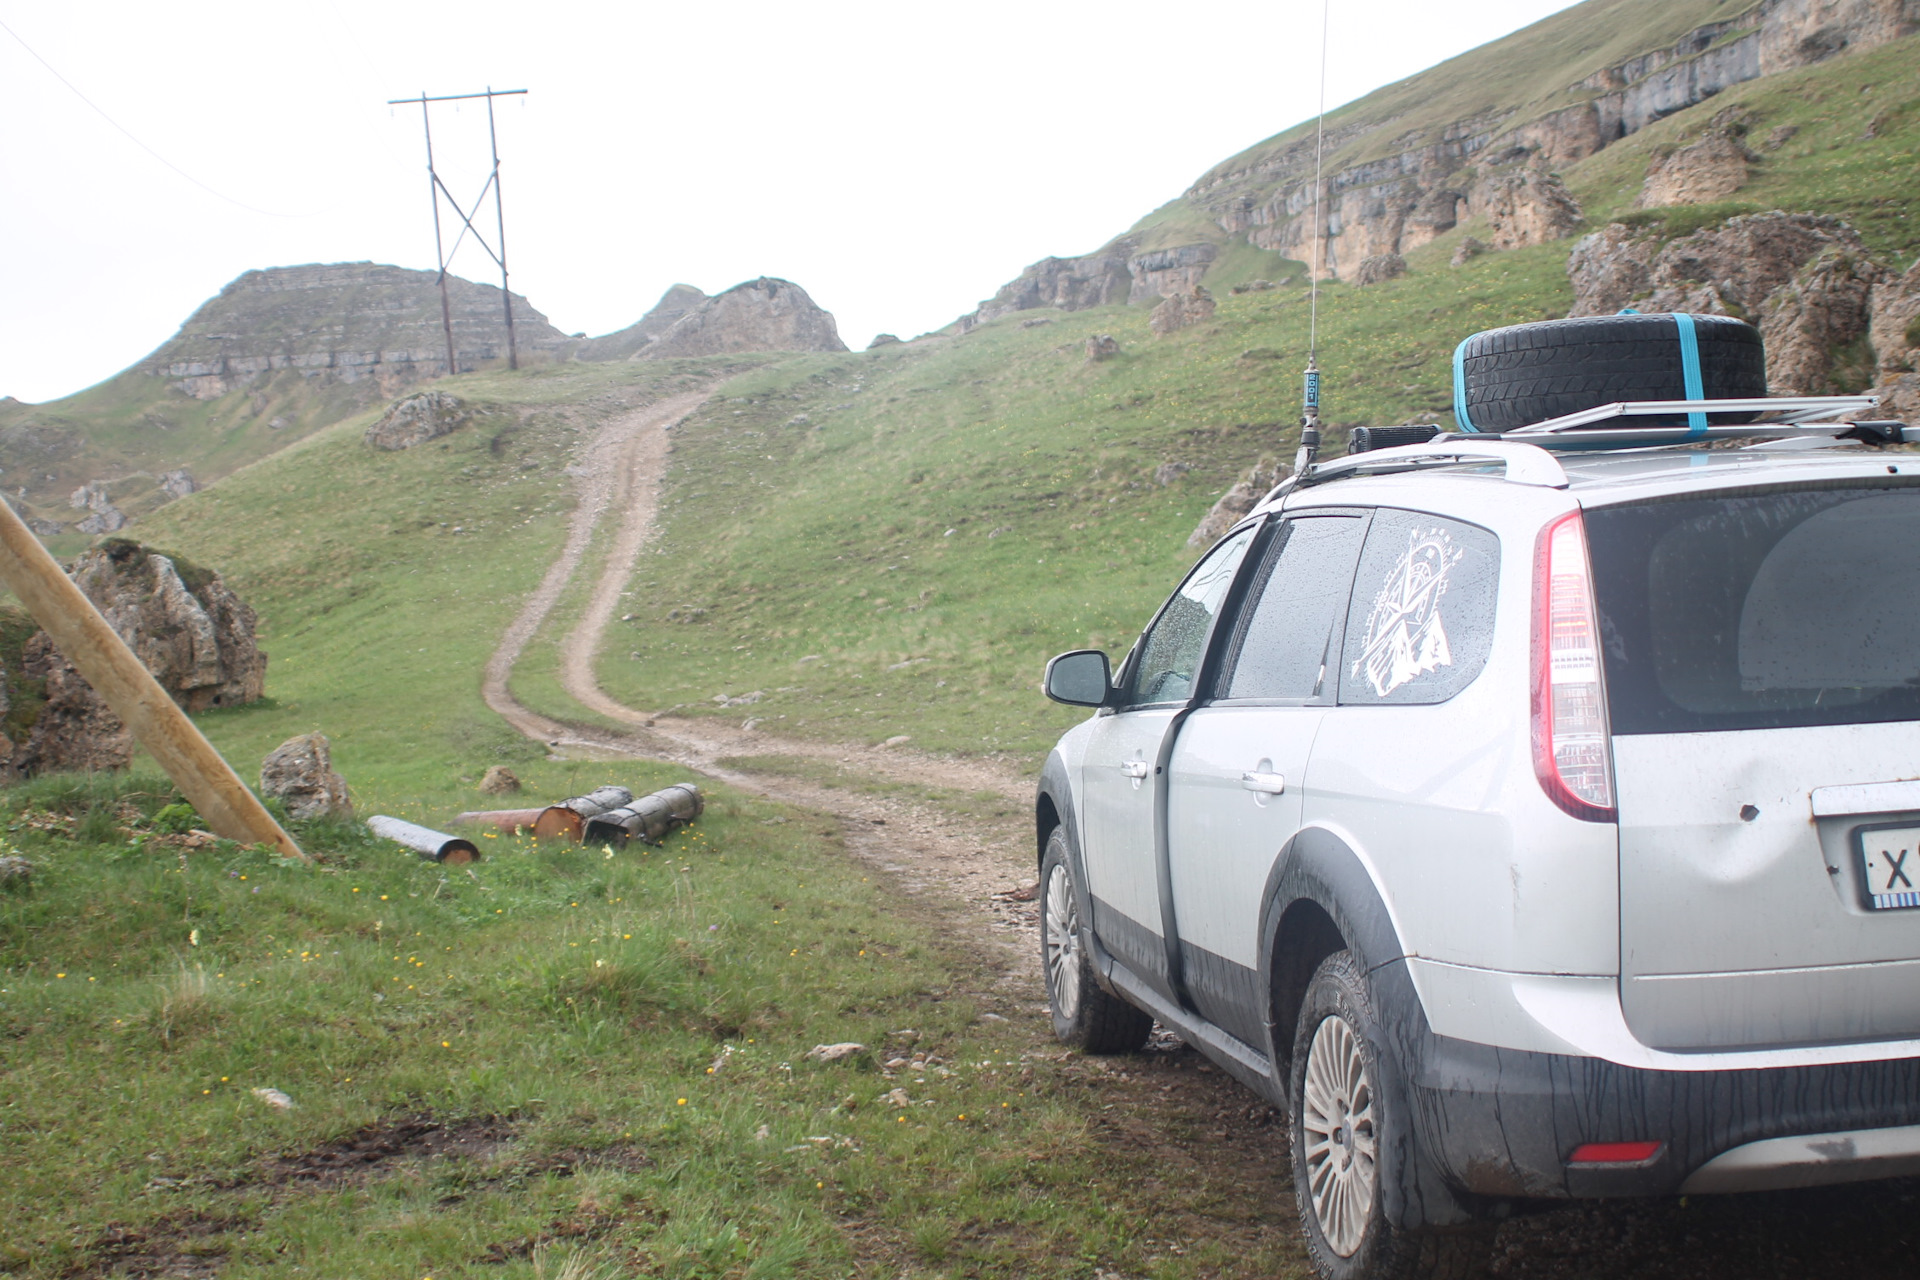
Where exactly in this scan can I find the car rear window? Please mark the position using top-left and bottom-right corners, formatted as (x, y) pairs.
(1585, 482), (1920, 734)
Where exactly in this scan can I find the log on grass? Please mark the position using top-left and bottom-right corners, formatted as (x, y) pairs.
(583, 783), (703, 849)
(530, 786), (634, 842)
(453, 807), (545, 835)
(368, 815), (481, 865)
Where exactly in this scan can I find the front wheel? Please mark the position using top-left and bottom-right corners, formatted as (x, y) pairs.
(1040, 825), (1151, 1054)
(1290, 951), (1489, 1280)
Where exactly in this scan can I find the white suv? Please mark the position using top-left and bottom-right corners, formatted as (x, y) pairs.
(1036, 393), (1920, 1278)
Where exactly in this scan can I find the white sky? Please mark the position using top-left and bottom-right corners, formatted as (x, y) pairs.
(0, 0), (1581, 404)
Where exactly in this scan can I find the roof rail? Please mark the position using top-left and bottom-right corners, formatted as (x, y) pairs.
(1504, 395), (1880, 436)
(1290, 438), (1569, 492)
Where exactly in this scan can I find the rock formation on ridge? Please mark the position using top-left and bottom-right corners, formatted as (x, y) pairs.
(638, 278), (847, 359)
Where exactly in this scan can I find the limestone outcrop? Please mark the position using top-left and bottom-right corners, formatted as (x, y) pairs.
(149, 262), (567, 400)
(1638, 127), (1754, 207)
(1150, 287), (1217, 334)
(1759, 246), (1888, 393)
(365, 391), (471, 451)
(5, 540), (264, 777)
(1566, 212), (1867, 318)
(1189, 462), (1285, 548)
(571, 285), (709, 361)
(638, 278), (847, 359)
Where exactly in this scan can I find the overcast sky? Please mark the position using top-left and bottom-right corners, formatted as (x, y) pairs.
(0, 0), (1582, 404)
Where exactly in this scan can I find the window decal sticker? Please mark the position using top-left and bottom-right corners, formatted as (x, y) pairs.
(1354, 527), (1463, 697)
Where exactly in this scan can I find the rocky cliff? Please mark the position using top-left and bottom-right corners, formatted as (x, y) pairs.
(152, 262), (569, 400)
(571, 284), (709, 361)
(958, 0), (1918, 326)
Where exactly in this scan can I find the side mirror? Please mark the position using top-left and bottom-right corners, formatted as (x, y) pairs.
(1044, 649), (1114, 707)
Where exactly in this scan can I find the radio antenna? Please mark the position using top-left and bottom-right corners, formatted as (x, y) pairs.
(1295, 0), (1332, 476)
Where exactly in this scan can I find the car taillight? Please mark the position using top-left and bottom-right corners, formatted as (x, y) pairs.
(1568, 1141), (1663, 1165)
(1533, 511), (1616, 822)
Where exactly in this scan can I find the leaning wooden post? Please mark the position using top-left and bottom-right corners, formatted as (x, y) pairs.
(0, 503), (303, 860)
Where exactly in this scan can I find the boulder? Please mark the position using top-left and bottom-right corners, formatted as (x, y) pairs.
(1637, 129), (1752, 208)
(365, 390), (470, 451)
(1229, 279), (1277, 295)
(478, 765), (521, 795)
(1354, 253), (1408, 286)
(1085, 334), (1121, 363)
(76, 508), (127, 535)
(260, 732), (352, 820)
(1188, 462), (1285, 548)
(159, 469), (197, 501)
(1478, 169), (1583, 250)
(1759, 246), (1888, 394)
(1450, 237), (1489, 267)
(18, 633), (134, 774)
(1149, 286), (1217, 334)
(0, 854), (31, 885)
(639, 277), (847, 359)
(10, 539), (265, 777)
(1869, 260), (1920, 378)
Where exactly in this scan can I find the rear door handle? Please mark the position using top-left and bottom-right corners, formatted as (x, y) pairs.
(1241, 771), (1286, 795)
(1121, 760), (1151, 779)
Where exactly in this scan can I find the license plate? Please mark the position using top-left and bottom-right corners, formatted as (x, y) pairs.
(1858, 824), (1920, 910)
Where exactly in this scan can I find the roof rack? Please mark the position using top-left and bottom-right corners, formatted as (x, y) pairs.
(1265, 395), (1909, 502)
(1503, 394), (1880, 436)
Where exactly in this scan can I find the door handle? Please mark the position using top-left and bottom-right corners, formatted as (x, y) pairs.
(1241, 771), (1286, 795)
(1121, 760), (1151, 779)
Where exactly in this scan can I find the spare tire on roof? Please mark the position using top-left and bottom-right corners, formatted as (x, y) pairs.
(1452, 313), (1767, 432)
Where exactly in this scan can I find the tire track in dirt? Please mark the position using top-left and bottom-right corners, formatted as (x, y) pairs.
(479, 391), (1042, 979)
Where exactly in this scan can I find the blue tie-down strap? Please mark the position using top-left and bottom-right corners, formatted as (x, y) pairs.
(1452, 336), (1477, 432)
(1673, 313), (1708, 437)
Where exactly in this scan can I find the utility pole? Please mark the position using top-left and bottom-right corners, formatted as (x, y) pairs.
(388, 87), (528, 375)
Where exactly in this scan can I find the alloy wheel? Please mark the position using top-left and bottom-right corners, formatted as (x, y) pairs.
(1044, 861), (1082, 1020)
(1301, 1014), (1378, 1257)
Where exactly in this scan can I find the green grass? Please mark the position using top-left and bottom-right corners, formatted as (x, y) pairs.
(1, 769), (1307, 1278)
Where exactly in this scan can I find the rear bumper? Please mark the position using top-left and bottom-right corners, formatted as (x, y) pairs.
(1414, 1027), (1920, 1199)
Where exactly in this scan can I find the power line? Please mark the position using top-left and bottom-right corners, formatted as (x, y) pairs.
(0, 13), (311, 219)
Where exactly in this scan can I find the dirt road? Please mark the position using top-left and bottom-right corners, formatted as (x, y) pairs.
(482, 394), (1920, 1279)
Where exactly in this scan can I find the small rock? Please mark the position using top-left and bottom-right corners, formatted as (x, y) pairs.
(260, 732), (352, 820)
(1019, 317), (1053, 329)
(251, 1087), (294, 1110)
(805, 1042), (868, 1064)
(1450, 237), (1488, 267)
(1153, 461), (1190, 486)
(1084, 334), (1120, 363)
(1229, 278), (1276, 295)
(0, 855), (33, 885)
(883, 1087), (912, 1107)
(478, 765), (521, 796)
(880, 735), (911, 748)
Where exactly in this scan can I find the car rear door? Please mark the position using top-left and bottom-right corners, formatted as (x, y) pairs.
(1586, 483), (1920, 1051)
(1079, 523), (1259, 1001)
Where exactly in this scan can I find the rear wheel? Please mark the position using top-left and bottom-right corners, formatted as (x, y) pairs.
(1291, 951), (1490, 1280)
(1041, 825), (1152, 1054)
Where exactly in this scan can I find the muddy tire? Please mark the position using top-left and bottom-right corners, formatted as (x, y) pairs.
(1454, 313), (1766, 432)
(1041, 826), (1152, 1054)
(1290, 951), (1491, 1280)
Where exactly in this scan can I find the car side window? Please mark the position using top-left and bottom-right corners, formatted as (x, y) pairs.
(1219, 514), (1369, 702)
(1340, 507), (1500, 706)
(1123, 524), (1258, 706)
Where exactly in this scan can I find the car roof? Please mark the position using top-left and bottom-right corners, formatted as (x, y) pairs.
(1256, 444), (1920, 522)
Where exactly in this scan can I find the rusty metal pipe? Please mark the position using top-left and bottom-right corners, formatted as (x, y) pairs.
(452, 807), (544, 834)
(369, 815), (480, 865)
(530, 786), (633, 842)
(583, 783), (703, 849)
